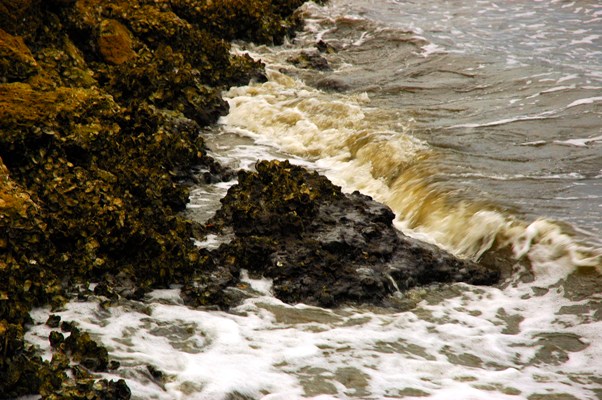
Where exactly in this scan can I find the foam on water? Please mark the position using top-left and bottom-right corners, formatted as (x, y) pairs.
(221, 69), (426, 202)
(25, 268), (602, 400)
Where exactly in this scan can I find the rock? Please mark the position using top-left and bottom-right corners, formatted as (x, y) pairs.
(98, 19), (136, 65)
(287, 50), (331, 70)
(169, 0), (308, 44)
(0, 0), (325, 397)
(0, 29), (39, 82)
(315, 76), (350, 92)
(0, 156), (61, 326)
(49, 0), (76, 6)
(206, 161), (499, 308)
(0, 0), (34, 34)
(0, 320), (45, 398)
(315, 39), (337, 54)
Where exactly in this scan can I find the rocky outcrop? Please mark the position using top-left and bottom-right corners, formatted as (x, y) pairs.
(0, 0), (311, 398)
(188, 161), (499, 308)
(287, 50), (331, 70)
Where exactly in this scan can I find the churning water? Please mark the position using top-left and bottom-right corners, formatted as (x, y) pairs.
(25, 1), (602, 399)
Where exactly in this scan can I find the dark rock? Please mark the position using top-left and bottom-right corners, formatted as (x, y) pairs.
(207, 161), (499, 308)
(49, 331), (65, 348)
(46, 315), (62, 328)
(0, 0), (34, 35)
(316, 40), (337, 54)
(287, 50), (331, 71)
(315, 76), (350, 92)
(169, 0), (308, 45)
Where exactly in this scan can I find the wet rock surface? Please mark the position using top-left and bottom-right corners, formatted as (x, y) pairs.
(200, 161), (500, 308)
(287, 50), (331, 70)
(0, 0), (310, 398)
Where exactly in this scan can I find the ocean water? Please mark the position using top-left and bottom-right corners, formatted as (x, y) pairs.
(25, 1), (602, 399)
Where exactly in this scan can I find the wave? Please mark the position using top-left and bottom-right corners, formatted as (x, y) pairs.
(219, 68), (602, 282)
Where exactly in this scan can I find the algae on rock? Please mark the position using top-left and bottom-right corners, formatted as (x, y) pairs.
(0, 0), (313, 398)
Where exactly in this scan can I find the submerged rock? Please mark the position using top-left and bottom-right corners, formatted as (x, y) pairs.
(204, 161), (499, 308)
(287, 50), (331, 70)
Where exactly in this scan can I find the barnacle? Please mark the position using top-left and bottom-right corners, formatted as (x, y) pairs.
(0, 0), (312, 397)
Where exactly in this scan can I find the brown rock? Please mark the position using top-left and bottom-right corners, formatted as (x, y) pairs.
(0, 158), (36, 222)
(98, 19), (136, 65)
(0, 29), (39, 82)
(0, 82), (115, 132)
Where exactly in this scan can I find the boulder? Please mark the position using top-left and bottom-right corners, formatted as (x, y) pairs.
(203, 161), (499, 308)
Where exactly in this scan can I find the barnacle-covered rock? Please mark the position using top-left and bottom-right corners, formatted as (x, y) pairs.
(169, 0), (303, 44)
(0, 320), (46, 397)
(207, 161), (500, 307)
(60, 325), (109, 372)
(0, 157), (62, 326)
(97, 19), (136, 65)
(0, 0), (317, 398)
(0, 0), (34, 35)
(0, 29), (39, 82)
(37, 323), (129, 400)
(103, 45), (230, 126)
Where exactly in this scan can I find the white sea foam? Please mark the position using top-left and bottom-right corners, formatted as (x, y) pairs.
(554, 134), (602, 147)
(447, 113), (557, 129)
(420, 43), (445, 57)
(25, 268), (602, 400)
(570, 34), (600, 45)
(193, 234), (223, 250)
(447, 94), (602, 129)
(565, 96), (602, 108)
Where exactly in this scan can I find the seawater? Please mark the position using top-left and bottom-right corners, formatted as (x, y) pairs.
(25, 1), (602, 399)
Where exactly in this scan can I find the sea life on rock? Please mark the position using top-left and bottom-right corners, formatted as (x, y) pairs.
(0, 0), (315, 397)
